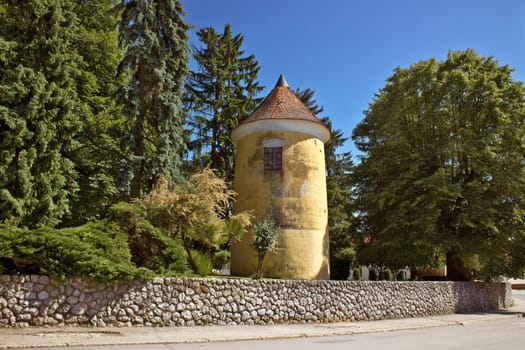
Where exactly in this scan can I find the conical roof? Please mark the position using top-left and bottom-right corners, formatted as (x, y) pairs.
(240, 75), (324, 125)
(232, 75), (331, 143)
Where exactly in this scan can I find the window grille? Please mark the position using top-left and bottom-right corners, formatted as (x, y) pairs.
(264, 147), (282, 170)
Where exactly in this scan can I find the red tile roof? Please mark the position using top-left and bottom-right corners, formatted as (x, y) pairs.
(240, 75), (324, 125)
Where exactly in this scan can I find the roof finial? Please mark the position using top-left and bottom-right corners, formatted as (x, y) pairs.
(275, 74), (289, 87)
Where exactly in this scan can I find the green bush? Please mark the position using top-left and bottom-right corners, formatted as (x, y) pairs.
(139, 171), (252, 275)
(252, 217), (280, 278)
(0, 202), (192, 281)
(379, 268), (393, 281)
(0, 222), (152, 281)
(331, 247), (356, 280)
(212, 250), (230, 271)
(190, 249), (212, 276)
(397, 270), (407, 281)
(352, 267), (362, 281)
(368, 268), (378, 281)
(108, 202), (189, 276)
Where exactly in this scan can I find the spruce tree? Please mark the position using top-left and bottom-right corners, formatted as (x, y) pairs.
(0, 0), (84, 228)
(352, 49), (525, 280)
(185, 24), (263, 182)
(116, 0), (189, 199)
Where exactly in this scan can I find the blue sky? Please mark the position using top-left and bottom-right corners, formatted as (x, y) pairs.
(184, 0), (525, 155)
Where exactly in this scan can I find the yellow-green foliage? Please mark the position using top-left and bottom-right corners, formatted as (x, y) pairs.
(142, 168), (252, 247)
(140, 168), (252, 273)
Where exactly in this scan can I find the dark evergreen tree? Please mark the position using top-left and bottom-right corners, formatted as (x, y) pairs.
(323, 118), (355, 279)
(116, 0), (189, 199)
(185, 24), (263, 182)
(65, 0), (124, 225)
(295, 88), (324, 115)
(295, 88), (355, 280)
(0, 0), (84, 228)
(352, 49), (525, 280)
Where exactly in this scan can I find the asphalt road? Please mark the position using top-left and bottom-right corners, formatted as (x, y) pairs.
(35, 316), (525, 350)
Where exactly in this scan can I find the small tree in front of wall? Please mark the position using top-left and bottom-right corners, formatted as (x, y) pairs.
(252, 217), (280, 279)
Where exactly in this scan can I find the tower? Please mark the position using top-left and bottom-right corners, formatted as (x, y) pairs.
(230, 75), (331, 279)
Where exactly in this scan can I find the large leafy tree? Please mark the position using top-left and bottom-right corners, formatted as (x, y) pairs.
(116, 0), (189, 199)
(185, 24), (263, 182)
(295, 88), (356, 280)
(352, 49), (525, 280)
(0, 0), (85, 228)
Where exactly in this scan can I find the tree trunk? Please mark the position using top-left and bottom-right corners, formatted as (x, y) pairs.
(256, 254), (265, 278)
(446, 251), (471, 281)
(182, 240), (198, 274)
(130, 114), (145, 199)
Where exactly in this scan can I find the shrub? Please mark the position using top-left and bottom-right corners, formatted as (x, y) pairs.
(190, 249), (212, 276)
(212, 250), (230, 271)
(139, 169), (252, 274)
(379, 268), (393, 281)
(0, 222), (152, 281)
(108, 202), (189, 276)
(331, 247), (357, 280)
(352, 267), (362, 281)
(252, 217), (280, 278)
(368, 268), (378, 281)
(397, 270), (407, 281)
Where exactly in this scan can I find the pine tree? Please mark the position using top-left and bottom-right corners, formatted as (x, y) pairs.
(116, 0), (189, 199)
(0, 0), (85, 228)
(185, 24), (263, 182)
(294, 88), (324, 115)
(352, 49), (525, 280)
(295, 88), (355, 280)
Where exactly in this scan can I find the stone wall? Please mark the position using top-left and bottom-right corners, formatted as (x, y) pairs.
(0, 275), (512, 327)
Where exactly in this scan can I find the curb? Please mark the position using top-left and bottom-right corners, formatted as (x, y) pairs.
(1, 313), (522, 349)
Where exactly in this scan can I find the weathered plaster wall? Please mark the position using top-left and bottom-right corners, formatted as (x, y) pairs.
(0, 276), (512, 327)
(231, 130), (329, 279)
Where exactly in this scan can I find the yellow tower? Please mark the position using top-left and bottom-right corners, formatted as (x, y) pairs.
(230, 75), (331, 280)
